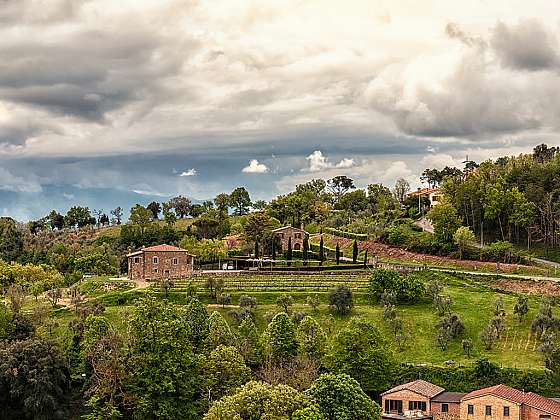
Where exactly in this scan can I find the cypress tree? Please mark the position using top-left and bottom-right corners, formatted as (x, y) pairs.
(254, 241), (259, 259)
(271, 240), (276, 266)
(319, 235), (325, 266)
(352, 239), (358, 264)
(303, 237), (309, 265)
(335, 242), (340, 265)
(287, 237), (293, 267)
(363, 249), (368, 268)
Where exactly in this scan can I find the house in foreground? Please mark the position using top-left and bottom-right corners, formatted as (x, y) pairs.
(382, 380), (560, 420)
(127, 244), (195, 281)
(272, 225), (308, 251)
(382, 380), (462, 420)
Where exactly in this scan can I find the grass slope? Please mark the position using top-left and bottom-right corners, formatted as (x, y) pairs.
(40, 270), (549, 369)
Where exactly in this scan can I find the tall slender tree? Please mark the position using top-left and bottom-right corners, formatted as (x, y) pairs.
(287, 237), (293, 267)
(319, 235), (325, 266)
(302, 237), (309, 265)
(335, 243), (341, 265)
(352, 239), (358, 264)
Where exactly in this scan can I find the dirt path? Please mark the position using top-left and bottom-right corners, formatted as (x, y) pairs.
(322, 235), (549, 274)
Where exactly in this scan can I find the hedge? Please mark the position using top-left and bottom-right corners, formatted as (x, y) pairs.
(323, 227), (369, 240)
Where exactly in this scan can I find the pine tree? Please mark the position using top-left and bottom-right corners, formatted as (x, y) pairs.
(352, 239), (358, 264)
(265, 313), (298, 363)
(207, 311), (235, 349)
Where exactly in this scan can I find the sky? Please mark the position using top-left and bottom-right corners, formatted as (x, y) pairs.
(2, 0), (560, 220)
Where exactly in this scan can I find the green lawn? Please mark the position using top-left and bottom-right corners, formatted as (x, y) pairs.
(36, 271), (550, 370)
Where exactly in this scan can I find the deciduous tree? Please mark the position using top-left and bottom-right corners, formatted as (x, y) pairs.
(325, 318), (394, 392)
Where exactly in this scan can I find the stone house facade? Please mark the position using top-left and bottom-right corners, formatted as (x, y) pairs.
(461, 385), (560, 420)
(382, 380), (445, 418)
(431, 392), (464, 420)
(127, 244), (195, 281)
(272, 225), (308, 251)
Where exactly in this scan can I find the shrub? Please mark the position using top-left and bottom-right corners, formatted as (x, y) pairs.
(328, 285), (354, 315)
(369, 269), (425, 303)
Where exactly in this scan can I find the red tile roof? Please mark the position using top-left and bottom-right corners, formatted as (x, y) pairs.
(142, 244), (186, 252)
(127, 244), (195, 257)
(524, 392), (560, 416)
(463, 384), (560, 416)
(382, 380), (445, 398)
(463, 384), (525, 403)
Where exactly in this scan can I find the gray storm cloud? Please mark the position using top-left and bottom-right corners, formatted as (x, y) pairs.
(491, 20), (559, 71)
(0, 1), (559, 219)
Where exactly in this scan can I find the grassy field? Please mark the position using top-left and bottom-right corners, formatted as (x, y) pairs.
(36, 270), (552, 370)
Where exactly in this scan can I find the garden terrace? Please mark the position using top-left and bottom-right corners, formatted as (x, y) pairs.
(164, 271), (372, 293)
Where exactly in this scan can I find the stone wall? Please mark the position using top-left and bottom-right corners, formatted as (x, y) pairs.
(128, 251), (194, 281)
(382, 390), (432, 415)
(274, 226), (306, 252)
(460, 395), (521, 420)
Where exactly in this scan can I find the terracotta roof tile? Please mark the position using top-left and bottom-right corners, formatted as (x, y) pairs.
(382, 380), (445, 398)
(127, 244), (195, 257)
(524, 392), (560, 416)
(463, 384), (525, 403)
(463, 384), (560, 416)
(142, 244), (186, 252)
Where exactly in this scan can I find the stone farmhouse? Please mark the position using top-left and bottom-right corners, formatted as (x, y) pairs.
(127, 244), (195, 281)
(272, 225), (309, 251)
(382, 380), (560, 420)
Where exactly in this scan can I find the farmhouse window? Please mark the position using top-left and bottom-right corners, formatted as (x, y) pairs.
(295, 233), (301, 239)
(173, 258), (178, 265)
(134, 257), (140, 263)
(442, 404), (448, 413)
(153, 256), (158, 264)
(153, 268), (158, 273)
(503, 407), (509, 416)
(468, 405), (474, 415)
(539, 416), (551, 420)
(485, 406), (492, 416)
(409, 401), (426, 411)
(385, 400), (403, 413)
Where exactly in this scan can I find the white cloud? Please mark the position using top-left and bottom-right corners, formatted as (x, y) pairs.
(306, 150), (330, 172)
(242, 159), (268, 173)
(420, 153), (461, 170)
(305, 150), (356, 172)
(335, 158), (356, 168)
(180, 168), (198, 177)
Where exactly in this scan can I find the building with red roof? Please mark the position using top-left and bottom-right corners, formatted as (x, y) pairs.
(127, 244), (195, 281)
(381, 381), (560, 420)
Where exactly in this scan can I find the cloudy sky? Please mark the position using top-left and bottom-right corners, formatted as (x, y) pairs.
(1, 0), (560, 220)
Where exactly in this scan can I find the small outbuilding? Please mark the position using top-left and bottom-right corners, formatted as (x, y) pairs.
(127, 244), (195, 281)
(272, 225), (308, 251)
